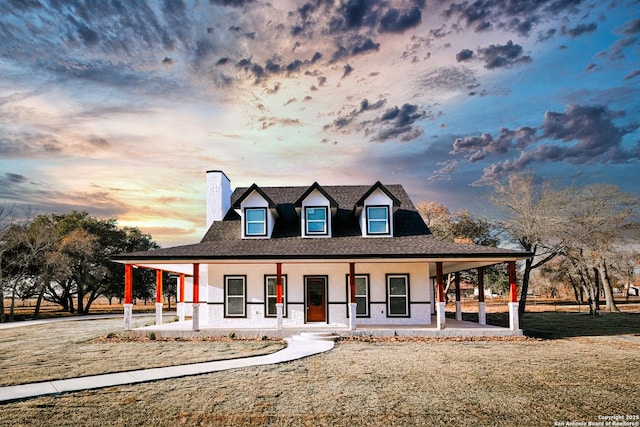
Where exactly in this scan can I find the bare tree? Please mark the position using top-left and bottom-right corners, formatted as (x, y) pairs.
(564, 184), (639, 313)
(488, 173), (569, 323)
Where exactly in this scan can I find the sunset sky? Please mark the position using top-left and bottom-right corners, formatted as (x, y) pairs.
(1, 0), (638, 247)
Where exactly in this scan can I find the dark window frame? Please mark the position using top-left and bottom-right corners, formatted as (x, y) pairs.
(304, 206), (329, 236)
(366, 205), (390, 236)
(224, 275), (247, 318)
(244, 207), (268, 237)
(386, 274), (410, 317)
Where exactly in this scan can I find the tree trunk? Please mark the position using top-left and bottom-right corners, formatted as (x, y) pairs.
(593, 267), (601, 311)
(9, 281), (17, 321)
(33, 284), (45, 319)
(517, 257), (533, 323)
(599, 261), (620, 312)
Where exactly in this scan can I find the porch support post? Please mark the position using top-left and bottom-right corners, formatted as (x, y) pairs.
(508, 261), (519, 330)
(477, 267), (486, 325)
(276, 263), (283, 331)
(177, 274), (186, 322)
(192, 263), (200, 332)
(348, 262), (357, 331)
(124, 264), (133, 331)
(155, 270), (163, 326)
(436, 262), (446, 330)
(454, 271), (462, 321)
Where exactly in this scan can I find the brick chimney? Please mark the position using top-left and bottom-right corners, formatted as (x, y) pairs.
(206, 170), (232, 230)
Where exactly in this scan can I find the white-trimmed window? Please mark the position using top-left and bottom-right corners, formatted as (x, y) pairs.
(367, 206), (389, 235)
(305, 206), (328, 235)
(387, 274), (409, 317)
(225, 276), (246, 317)
(245, 208), (267, 236)
(265, 275), (287, 317)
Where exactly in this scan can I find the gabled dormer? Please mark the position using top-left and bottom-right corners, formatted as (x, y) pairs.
(355, 181), (401, 237)
(232, 184), (278, 239)
(294, 182), (338, 238)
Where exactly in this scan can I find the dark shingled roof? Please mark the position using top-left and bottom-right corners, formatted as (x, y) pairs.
(114, 183), (531, 261)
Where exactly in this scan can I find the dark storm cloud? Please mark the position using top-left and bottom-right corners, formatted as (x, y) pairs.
(330, 36), (381, 62)
(624, 70), (640, 80)
(456, 48), (474, 62)
(379, 7), (422, 33)
(620, 18), (640, 35)
(5, 173), (29, 184)
(443, 0), (588, 37)
(342, 64), (354, 78)
(477, 40), (532, 69)
(368, 103), (427, 142)
(452, 104), (640, 184)
(560, 22), (597, 38)
(452, 127), (537, 162)
(324, 98), (387, 131)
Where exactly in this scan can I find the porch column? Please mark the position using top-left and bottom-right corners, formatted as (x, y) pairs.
(348, 262), (357, 330)
(508, 261), (519, 330)
(192, 263), (200, 331)
(177, 274), (186, 321)
(477, 267), (486, 325)
(124, 264), (133, 331)
(155, 270), (163, 326)
(454, 272), (462, 321)
(276, 263), (283, 331)
(436, 262), (446, 330)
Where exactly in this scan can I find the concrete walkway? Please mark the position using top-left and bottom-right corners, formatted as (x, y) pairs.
(0, 332), (336, 404)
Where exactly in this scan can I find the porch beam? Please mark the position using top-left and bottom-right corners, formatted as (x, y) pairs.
(454, 271), (462, 321)
(177, 273), (186, 322)
(124, 264), (133, 331)
(192, 263), (200, 331)
(348, 262), (357, 330)
(155, 270), (163, 325)
(508, 261), (519, 330)
(276, 263), (283, 331)
(436, 261), (445, 330)
(477, 267), (486, 325)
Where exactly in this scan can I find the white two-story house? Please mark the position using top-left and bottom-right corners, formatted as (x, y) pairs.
(114, 170), (531, 333)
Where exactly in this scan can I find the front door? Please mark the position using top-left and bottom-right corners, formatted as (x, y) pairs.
(305, 277), (327, 322)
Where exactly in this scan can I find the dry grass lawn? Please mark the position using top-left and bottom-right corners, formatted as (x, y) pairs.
(0, 317), (284, 387)
(1, 312), (639, 426)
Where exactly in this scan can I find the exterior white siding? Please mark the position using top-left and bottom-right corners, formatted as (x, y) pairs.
(198, 261), (431, 328)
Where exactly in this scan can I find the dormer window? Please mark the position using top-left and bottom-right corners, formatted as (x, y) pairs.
(366, 206), (389, 235)
(305, 207), (328, 235)
(245, 208), (267, 236)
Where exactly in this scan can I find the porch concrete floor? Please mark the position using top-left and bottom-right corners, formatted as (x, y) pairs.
(126, 317), (522, 339)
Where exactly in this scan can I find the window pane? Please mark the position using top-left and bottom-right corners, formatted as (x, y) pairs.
(227, 279), (244, 295)
(307, 208), (326, 221)
(355, 277), (367, 295)
(246, 209), (265, 222)
(368, 220), (387, 234)
(368, 207), (388, 220)
(389, 296), (407, 315)
(356, 296), (367, 315)
(228, 296), (244, 315)
(307, 221), (326, 233)
(247, 222), (264, 235)
(389, 278), (406, 295)
(267, 297), (276, 316)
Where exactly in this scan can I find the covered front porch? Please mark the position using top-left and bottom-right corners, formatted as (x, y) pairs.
(117, 255), (526, 338)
